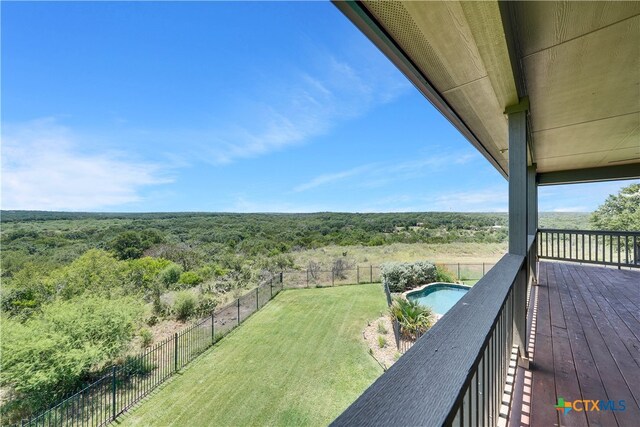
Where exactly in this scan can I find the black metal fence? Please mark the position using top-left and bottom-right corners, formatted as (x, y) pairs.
(280, 265), (381, 288)
(538, 228), (640, 268)
(19, 277), (285, 427)
(439, 262), (496, 284)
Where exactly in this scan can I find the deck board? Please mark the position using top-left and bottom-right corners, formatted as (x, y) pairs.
(513, 262), (640, 427)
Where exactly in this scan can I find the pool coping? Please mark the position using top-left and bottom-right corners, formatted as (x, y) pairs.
(403, 282), (472, 318)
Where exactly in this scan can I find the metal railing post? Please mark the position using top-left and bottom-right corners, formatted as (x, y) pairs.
(111, 366), (117, 420)
(370, 264), (373, 283)
(270, 278), (273, 296)
(174, 333), (178, 371)
(256, 287), (259, 310)
(237, 299), (240, 325)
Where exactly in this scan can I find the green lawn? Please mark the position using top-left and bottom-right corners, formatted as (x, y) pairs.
(119, 285), (387, 427)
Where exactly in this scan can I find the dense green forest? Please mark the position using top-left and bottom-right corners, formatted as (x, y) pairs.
(0, 210), (590, 421)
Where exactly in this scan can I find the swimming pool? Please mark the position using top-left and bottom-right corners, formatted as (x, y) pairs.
(405, 283), (470, 315)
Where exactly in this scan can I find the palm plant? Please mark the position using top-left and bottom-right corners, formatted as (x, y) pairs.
(389, 297), (433, 340)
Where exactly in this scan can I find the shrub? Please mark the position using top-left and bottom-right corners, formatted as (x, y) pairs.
(179, 271), (203, 287)
(159, 264), (182, 286)
(389, 297), (433, 340)
(381, 261), (436, 292)
(110, 231), (146, 260)
(174, 292), (197, 320)
(49, 249), (125, 299)
(139, 328), (153, 348)
(196, 294), (218, 317)
(122, 355), (155, 377)
(435, 265), (456, 283)
(126, 257), (172, 292)
(0, 296), (142, 415)
(378, 335), (387, 348)
(377, 321), (388, 335)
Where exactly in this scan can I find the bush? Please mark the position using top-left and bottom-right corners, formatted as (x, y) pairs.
(179, 271), (203, 286)
(126, 257), (172, 292)
(110, 231), (147, 260)
(381, 261), (436, 292)
(121, 355), (155, 377)
(196, 294), (218, 317)
(49, 249), (125, 299)
(174, 292), (197, 320)
(378, 335), (387, 348)
(139, 328), (153, 348)
(435, 265), (456, 283)
(0, 296), (142, 416)
(160, 264), (182, 286)
(377, 321), (388, 334)
(389, 297), (433, 340)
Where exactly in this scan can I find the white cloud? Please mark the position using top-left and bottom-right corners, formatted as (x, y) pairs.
(228, 196), (328, 213)
(1, 119), (172, 210)
(199, 53), (409, 164)
(292, 150), (479, 192)
(431, 188), (508, 212)
(551, 206), (589, 212)
(293, 164), (376, 192)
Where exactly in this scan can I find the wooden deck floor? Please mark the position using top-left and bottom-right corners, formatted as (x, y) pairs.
(511, 261), (640, 427)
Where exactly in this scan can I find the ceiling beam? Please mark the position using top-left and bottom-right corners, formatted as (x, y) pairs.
(537, 164), (640, 186)
(332, 0), (507, 178)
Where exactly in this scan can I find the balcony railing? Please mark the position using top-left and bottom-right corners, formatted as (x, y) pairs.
(538, 228), (640, 268)
(332, 235), (535, 426)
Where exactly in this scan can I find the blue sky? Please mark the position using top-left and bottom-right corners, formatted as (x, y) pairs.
(1, 2), (635, 213)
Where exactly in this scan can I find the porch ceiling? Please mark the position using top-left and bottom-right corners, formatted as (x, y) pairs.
(335, 1), (640, 182)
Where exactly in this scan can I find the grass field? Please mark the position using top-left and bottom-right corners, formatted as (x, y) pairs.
(292, 242), (507, 268)
(119, 285), (387, 427)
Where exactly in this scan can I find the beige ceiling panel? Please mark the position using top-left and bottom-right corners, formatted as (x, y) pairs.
(533, 113), (640, 159)
(600, 146), (640, 166)
(538, 147), (640, 173)
(538, 152), (616, 171)
(444, 77), (509, 170)
(514, 1), (640, 56)
(524, 16), (639, 133)
(364, 1), (486, 92)
(459, 1), (519, 108)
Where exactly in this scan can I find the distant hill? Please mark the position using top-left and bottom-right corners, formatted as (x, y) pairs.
(0, 210), (592, 229)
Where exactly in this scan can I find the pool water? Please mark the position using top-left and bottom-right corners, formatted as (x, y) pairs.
(406, 283), (470, 315)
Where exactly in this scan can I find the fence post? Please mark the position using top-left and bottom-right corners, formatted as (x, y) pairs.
(256, 287), (259, 310)
(237, 299), (240, 325)
(111, 366), (117, 420)
(174, 333), (178, 372)
(280, 271), (283, 284)
(482, 262), (486, 276)
(457, 263), (460, 280)
(331, 270), (334, 286)
(357, 266), (359, 284)
(211, 312), (215, 343)
(370, 265), (373, 283)
(270, 278), (273, 297)
(306, 269), (309, 288)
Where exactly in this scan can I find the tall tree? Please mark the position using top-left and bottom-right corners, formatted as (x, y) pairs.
(590, 183), (640, 231)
